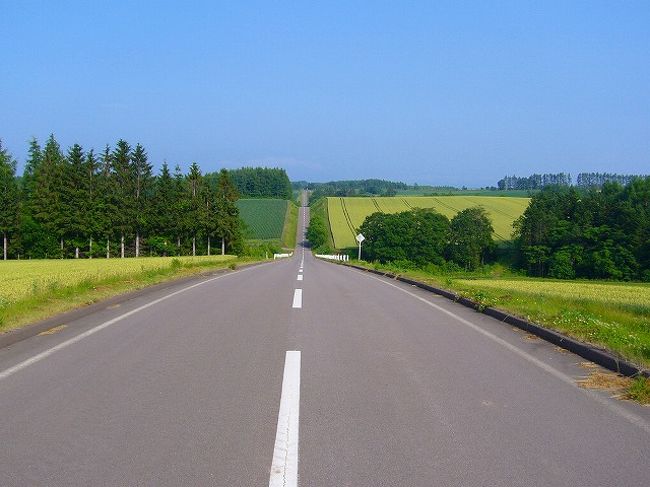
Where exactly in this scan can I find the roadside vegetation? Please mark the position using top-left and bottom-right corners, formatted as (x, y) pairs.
(0, 255), (265, 331)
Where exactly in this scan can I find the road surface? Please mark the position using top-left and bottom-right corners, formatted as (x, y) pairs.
(0, 201), (649, 486)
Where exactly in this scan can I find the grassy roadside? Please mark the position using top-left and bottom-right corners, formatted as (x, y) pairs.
(309, 197), (336, 251)
(348, 260), (650, 403)
(281, 201), (299, 249)
(0, 256), (265, 333)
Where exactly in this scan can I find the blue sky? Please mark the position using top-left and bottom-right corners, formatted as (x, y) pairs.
(1, 1), (648, 186)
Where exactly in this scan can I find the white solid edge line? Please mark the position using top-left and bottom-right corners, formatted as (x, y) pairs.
(359, 271), (650, 435)
(269, 351), (301, 487)
(0, 262), (272, 382)
(292, 289), (303, 309)
(297, 275), (303, 281)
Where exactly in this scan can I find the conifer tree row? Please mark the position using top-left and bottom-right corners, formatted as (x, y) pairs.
(0, 136), (242, 259)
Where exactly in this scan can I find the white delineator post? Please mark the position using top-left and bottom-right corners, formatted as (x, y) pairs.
(356, 233), (365, 261)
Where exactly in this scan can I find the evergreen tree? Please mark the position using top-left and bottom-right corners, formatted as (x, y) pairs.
(131, 143), (153, 257)
(112, 140), (133, 257)
(0, 141), (20, 260)
(64, 143), (86, 257)
(172, 164), (186, 251)
(149, 161), (176, 255)
(215, 168), (243, 255)
(32, 134), (67, 257)
(98, 145), (118, 257)
(185, 162), (205, 256)
(84, 149), (100, 257)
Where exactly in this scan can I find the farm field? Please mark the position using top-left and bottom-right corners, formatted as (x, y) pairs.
(327, 196), (530, 248)
(236, 199), (291, 240)
(0, 255), (249, 331)
(0, 255), (236, 306)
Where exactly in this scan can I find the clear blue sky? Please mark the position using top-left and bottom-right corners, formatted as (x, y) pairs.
(1, 1), (648, 186)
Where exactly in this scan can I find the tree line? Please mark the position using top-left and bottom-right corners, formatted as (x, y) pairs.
(207, 167), (292, 200)
(307, 179), (409, 199)
(0, 136), (242, 260)
(515, 179), (650, 281)
(497, 173), (572, 190)
(498, 172), (647, 190)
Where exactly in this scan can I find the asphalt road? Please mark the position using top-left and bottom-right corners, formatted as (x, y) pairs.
(0, 201), (649, 486)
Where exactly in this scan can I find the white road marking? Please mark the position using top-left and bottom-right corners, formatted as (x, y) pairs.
(292, 289), (303, 309)
(297, 275), (303, 281)
(360, 271), (650, 435)
(298, 269), (303, 273)
(0, 263), (273, 382)
(269, 351), (301, 487)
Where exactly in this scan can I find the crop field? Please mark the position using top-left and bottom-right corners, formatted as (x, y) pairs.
(236, 199), (290, 240)
(0, 255), (235, 306)
(327, 196), (530, 248)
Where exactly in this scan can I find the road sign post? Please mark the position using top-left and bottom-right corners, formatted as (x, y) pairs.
(356, 233), (365, 261)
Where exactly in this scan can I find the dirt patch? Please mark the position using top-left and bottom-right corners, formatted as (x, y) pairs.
(577, 371), (631, 393)
(38, 324), (68, 336)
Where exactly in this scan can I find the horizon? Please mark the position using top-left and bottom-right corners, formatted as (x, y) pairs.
(2, 1), (649, 187)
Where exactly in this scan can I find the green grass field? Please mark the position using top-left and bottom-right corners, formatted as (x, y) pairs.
(327, 196), (530, 248)
(236, 199), (292, 240)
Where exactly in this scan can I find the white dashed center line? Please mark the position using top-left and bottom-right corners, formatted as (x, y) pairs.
(292, 289), (303, 309)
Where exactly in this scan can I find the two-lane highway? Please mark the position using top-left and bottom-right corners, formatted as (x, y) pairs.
(0, 201), (649, 486)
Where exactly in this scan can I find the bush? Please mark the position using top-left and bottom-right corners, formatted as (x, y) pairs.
(548, 249), (576, 279)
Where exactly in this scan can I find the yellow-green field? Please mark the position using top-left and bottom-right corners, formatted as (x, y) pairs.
(456, 279), (650, 311)
(0, 256), (236, 305)
(327, 196), (530, 248)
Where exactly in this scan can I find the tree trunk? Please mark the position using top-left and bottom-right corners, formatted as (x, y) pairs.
(60, 238), (64, 259)
(3, 232), (7, 261)
(89, 237), (93, 259)
(121, 234), (125, 258)
(106, 237), (110, 259)
(221, 237), (225, 255)
(207, 236), (211, 256)
(192, 236), (196, 257)
(75, 247), (79, 259)
(135, 232), (140, 257)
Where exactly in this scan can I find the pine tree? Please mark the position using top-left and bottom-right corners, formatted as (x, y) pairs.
(33, 134), (67, 257)
(112, 140), (133, 258)
(64, 143), (86, 258)
(131, 143), (153, 257)
(185, 162), (204, 256)
(172, 164), (185, 252)
(84, 149), (100, 257)
(215, 169), (242, 255)
(98, 145), (118, 258)
(149, 161), (175, 255)
(0, 140), (20, 260)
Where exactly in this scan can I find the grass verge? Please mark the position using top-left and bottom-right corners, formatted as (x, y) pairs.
(0, 256), (264, 333)
(282, 201), (299, 249)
